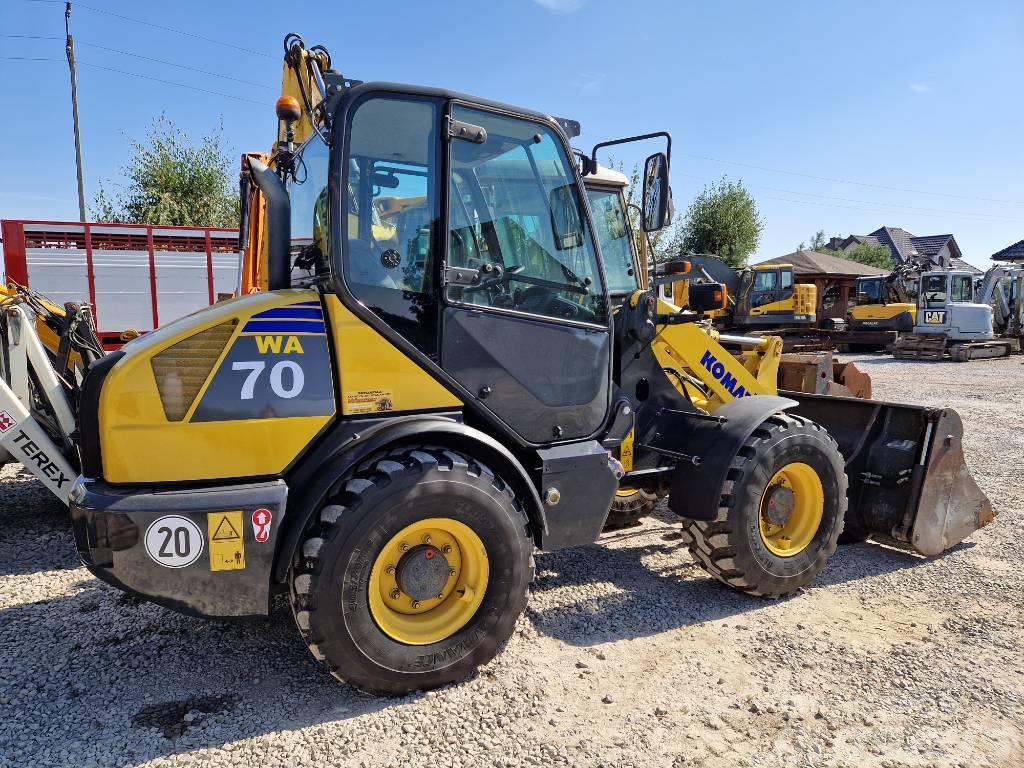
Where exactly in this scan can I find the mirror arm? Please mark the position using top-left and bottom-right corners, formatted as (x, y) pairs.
(590, 131), (672, 173)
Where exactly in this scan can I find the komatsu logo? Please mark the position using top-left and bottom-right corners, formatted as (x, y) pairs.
(699, 350), (752, 398)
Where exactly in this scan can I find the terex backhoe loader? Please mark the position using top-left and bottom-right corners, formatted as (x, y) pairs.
(0, 36), (994, 696)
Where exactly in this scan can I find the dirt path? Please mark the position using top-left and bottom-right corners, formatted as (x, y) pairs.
(1, 353), (1022, 767)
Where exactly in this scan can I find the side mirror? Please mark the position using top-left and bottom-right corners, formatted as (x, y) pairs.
(549, 184), (584, 250)
(642, 152), (670, 232)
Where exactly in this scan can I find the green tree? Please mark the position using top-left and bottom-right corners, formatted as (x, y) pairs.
(91, 116), (238, 227)
(679, 177), (763, 267)
(833, 242), (893, 270)
(809, 229), (826, 250)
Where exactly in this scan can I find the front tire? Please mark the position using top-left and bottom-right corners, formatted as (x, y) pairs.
(603, 488), (659, 531)
(678, 414), (847, 597)
(290, 446), (533, 695)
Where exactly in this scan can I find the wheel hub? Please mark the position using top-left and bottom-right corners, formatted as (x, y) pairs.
(396, 545), (450, 601)
(762, 484), (795, 527)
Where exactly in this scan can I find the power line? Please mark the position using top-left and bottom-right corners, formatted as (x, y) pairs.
(81, 2), (273, 58)
(2, 56), (264, 105)
(77, 41), (274, 89)
(15, 0), (272, 57)
(78, 62), (266, 105)
(678, 151), (1024, 206)
(675, 172), (1024, 224)
(2, 33), (272, 89)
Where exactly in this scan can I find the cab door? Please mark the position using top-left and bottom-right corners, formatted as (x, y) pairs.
(439, 103), (612, 444)
(750, 267), (781, 310)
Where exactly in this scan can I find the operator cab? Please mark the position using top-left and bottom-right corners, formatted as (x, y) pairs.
(273, 83), (670, 446)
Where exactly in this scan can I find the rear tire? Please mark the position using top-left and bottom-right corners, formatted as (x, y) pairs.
(603, 488), (659, 531)
(678, 414), (847, 597)
(290, 446), (533, 695)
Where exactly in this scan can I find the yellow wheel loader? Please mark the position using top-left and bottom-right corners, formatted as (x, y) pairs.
(0, 36), (994, 696)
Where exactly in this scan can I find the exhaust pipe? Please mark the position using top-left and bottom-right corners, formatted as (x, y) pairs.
(246, 156), (291, 291)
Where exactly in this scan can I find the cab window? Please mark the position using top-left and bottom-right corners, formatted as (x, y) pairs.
(446, 105), (607, 326)
(950, 275), (973, 303)
(858, 277), (881, 304)
(343, 96), (441, 355)
(288, 137), (330, 285)
(754, 270), (778, 291)
(780, 269), (794, 290)
(586, 187), (636, 294)
(920, 274), (948, 308)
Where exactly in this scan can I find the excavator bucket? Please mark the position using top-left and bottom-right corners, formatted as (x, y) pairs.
(787, 392), (995, 556)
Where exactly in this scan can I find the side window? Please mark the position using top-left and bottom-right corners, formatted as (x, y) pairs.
(288, 138), (330, 284)
(950, 275), (973, 303)
(586, 187), (637, 294)
(446, 105), (607, 326)
(780, 269), (794, 289)
(920, 275), (947, 308)
(343, 96), (440, 355)
(754, 270), (778, 291)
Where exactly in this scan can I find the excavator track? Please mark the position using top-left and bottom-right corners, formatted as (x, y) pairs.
(891, 334), (947, 360)
(949, 340), (1017, 362)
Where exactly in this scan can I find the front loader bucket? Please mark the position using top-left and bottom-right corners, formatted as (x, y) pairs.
(786, 392), (995, 556)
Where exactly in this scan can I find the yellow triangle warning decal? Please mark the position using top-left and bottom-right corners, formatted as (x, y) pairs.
(211, 515), (241, 541)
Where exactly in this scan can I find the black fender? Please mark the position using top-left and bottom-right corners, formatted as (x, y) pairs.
(667, 395), (797, 521)
(274, 414), (545, 583)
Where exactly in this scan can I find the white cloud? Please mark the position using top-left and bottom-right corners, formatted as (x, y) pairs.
(532, 0), (587, 13)
(910, 83), (931, 93)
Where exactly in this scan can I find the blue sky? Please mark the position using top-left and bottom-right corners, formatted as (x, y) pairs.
(2, 0), (1022, 268)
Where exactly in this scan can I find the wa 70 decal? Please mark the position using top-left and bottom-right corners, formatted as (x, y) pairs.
(191, 331), (334, 422)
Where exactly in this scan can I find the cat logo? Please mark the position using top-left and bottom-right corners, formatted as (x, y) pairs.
(923, 310), (947, 325)
(375, 397), (394, 412)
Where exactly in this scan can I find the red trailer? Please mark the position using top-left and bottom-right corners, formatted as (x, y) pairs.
(1, 219), (240, 349)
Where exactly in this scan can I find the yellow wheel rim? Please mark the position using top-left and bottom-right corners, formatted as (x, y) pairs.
(616, 488), (639, 498)
(758, 462), (824, 557)
(368, 517), (489, 646)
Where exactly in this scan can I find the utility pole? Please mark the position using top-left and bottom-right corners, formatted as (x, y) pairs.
(65, 1), (86, 222)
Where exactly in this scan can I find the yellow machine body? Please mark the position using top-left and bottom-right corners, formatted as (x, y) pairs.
(96, 290), (461, 483)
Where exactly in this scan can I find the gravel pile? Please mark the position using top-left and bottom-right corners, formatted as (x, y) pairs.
(1, 353), (1022, 767)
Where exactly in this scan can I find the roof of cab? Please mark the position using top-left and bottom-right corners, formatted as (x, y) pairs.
(584, 164), (629, 187)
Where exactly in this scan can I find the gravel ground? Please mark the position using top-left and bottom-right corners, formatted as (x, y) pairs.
(1, 353), (1022, 768)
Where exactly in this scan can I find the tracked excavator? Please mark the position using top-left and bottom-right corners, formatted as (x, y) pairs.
(0, 36), (995, 695)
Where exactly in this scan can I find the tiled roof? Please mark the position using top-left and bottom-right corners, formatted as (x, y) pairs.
(868, 226), (916, 263)
(908, 234), (954, 258)
(992, 238), (1024, 262)
(949, 257), (982, 274)
(758, 250), (887, 276)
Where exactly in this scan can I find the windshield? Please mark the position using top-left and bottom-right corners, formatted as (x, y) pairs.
(446, 105), (607, 325)
(920, 274), (948, 308)
(586, 187), (637, 294)
(858, 277), (882, 303)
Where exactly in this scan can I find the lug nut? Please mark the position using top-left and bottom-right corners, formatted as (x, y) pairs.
(449, 568), (457, 578)
(422, 534), (432, 544)
(399, 542), (410, 552)
(385, 565), (396, 575)
(411, 600), (420, 609)
(436, 593), (444, 600)
(441, 544), (452, 554)
(389, 589), (400, 600)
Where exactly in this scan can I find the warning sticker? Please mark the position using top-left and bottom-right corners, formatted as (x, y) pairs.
(207, 511), (245, 572)
(0, 410), (16, 433)
(344, 389), (395, 415)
